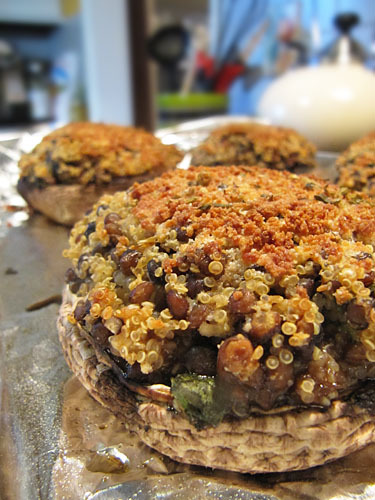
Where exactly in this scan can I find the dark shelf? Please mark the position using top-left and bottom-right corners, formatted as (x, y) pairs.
(0, 21), (60, 37)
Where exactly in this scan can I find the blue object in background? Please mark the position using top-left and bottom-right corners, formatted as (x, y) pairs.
(218, 0), (375, 116)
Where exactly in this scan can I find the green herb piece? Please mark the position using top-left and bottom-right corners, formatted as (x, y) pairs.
(199, 203), (234, 210)
(171, 374), (226, 429)
(314, 193), (341, 205)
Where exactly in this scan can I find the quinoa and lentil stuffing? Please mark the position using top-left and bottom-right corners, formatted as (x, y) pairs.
(19, 122), (182, 186)
(64, 165), (375, 416)
(190, 123), (316, 171)
(336, 131), (375, 197)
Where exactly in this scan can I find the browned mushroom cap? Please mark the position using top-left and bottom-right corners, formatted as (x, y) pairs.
(58, 288), (375, 474)
(17, 164), (173, 226)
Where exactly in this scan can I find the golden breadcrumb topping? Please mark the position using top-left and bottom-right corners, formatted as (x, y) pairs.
(64, 166), (375, 409)
(191, 123), (316, 170)
(130, 166), (374, 276)
(19, 122), (182, 185)
(337, 131), (375, 197)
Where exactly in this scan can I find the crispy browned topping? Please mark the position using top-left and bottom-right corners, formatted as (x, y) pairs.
(130, 166), (374, 276)
(64, 166), (375, 410)
(190, 123), (316, 170)
(19, 122), (182, 185)
(336, 131), (375, 197)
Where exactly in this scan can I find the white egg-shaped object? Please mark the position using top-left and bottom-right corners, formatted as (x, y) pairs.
(257, 64), (375, 151)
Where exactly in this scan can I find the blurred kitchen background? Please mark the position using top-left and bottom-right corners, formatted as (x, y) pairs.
(0, 0), (374, 136)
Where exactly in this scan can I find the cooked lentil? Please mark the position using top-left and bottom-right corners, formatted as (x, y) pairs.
(64, 165), (375, 412)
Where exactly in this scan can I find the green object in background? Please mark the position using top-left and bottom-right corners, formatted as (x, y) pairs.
(158, 93), (228, 127)
(158, 92), (228, 111)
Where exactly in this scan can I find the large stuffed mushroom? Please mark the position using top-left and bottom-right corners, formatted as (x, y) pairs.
(59, 165), (375, 473)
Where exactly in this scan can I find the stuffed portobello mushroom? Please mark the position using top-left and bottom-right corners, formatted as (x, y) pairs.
(18, 122), (182, 225)
(59, 165), (375, 473)
(336, 131), (375, 197)
(190, 123), (316, 171)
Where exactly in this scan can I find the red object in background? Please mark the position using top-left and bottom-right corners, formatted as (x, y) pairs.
(213, 62), (245, 92)
(196, 50), (215, 80)
(195, 50), (245, 93)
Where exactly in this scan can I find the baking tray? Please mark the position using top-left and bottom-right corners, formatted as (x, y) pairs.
(1, 118), (374, 500)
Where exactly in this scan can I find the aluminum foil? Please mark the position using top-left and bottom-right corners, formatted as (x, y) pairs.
(1, 118), (373, 500)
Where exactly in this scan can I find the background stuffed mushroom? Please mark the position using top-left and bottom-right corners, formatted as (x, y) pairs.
(190, 123), (317, 171)
(336, 131), (375, 197)
(18, 122), (183, 225)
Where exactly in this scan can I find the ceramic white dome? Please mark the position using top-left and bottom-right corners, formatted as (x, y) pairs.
(257, 64), (375, 151)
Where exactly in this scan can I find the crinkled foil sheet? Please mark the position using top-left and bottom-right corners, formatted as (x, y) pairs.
(1, 118), (374, 500)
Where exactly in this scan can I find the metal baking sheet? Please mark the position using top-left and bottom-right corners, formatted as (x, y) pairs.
(1, 118), (373, 500)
